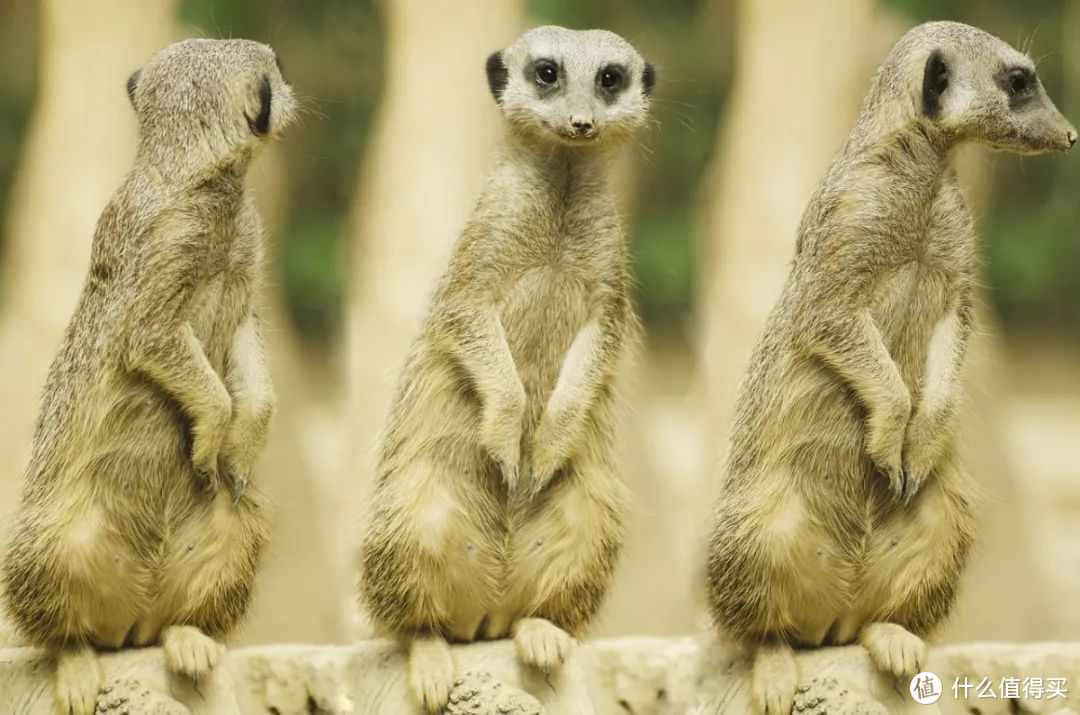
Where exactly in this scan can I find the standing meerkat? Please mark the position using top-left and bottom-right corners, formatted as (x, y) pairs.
(705, 21), (1075, 714)
(1, 39), (294, 715)
(358, 25), (654, 713)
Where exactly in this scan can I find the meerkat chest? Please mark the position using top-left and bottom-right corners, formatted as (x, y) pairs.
(871, 197), (973, 385)
(187, 220), (257, 370)
(500, 264), (594, 393)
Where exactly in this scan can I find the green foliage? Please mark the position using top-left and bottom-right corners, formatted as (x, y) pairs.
(0, 1), (38, 274)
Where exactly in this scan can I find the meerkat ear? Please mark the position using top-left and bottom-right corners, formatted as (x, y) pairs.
(642, 62), (656, 95)
(486, 51), (509, 103)
(125, 70), (141, 106)
(922, 50), (948, 118)
(249, 75), (272, 135)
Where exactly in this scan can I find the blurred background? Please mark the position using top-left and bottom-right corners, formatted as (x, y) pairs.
(0, 0), (1077, 646)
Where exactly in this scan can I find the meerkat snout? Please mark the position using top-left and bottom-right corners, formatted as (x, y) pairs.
(909, 21), (1076, 154)
(569, 115), (594, 136)
(485, 26), (655, 146)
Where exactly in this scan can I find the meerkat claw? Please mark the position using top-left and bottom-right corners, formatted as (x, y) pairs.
(194, 466), (220, 493)
(529, 472), (551, 497)
(230, 474), (248, 503)
(877, 464), (904, 500)
(498, 459), (520, 492)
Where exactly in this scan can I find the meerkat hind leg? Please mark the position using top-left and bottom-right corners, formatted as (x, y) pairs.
(409, 633), (456, 714)
(54, 644), (103, 715)
(751, 642), (799, 715)
(859, 621), (926, 679)
(161, 624), (220, 680)
(513, 617), (574, 674)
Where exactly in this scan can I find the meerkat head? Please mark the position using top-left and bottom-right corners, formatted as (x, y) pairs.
(884, 22), (1076, 154)
(126, 39), (296, 169)
(485, 26), (655, 147)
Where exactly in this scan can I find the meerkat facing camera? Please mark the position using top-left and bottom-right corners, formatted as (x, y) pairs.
(1, 39), (294, 715)
(705, 21), (1075, 714)
(358, 26), (654, 713)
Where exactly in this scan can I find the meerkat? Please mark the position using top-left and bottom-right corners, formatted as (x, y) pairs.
(1, 39), (294, 715)
(705, 21), (1075, 715)
(357, 26), (654, 713)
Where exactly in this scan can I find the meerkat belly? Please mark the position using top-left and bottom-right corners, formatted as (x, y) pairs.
(48, 371), (247, 647)
(500, 266), (591, 428)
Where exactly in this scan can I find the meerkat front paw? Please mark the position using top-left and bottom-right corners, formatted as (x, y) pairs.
(526, 440), (563, 496)
(161, 625), (221, 681)
(219, 446), (255, 502)
(899, 414), (944, 502)
(409, 635), (455, 714)
(866, 395), (911, 499)
(527, 414), (573, 496)
(513, 617), (575, 674)
(752, 643), (798, 715)
(219, 398), (273, 501)
(480, 389), (526, 490)
(189, 394), (233, 489)
(55, 646), (102, 715)
(859, 622), (926, 679)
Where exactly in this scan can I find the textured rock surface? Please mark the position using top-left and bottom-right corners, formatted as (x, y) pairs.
(3, 638), (1080, 714)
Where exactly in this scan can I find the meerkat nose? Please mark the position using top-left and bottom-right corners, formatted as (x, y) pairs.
(570, 117), (594, 134)
(1067, 129), (1077, 148)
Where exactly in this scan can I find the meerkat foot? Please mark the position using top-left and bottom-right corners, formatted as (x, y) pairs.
(54, 645), (102, 715)
(513, 617), (574, 674)
(161, 625), (220, 681)
(409, 635), (455, 713)
(859, 622), (926, 679)
(751, 643), (798, 715)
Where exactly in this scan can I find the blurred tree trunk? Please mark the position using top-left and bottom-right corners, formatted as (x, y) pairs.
(0, 0), (178, 544)
(699, 0), (1045, 642)
(343, 0), (523, 635)
(240, 147), (343, 644)
(943, 149), (1049, 641)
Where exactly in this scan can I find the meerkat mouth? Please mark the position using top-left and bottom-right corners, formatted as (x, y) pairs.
(555, 129), (600, 144)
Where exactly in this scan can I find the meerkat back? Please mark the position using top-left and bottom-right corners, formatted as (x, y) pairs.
(357, 25), (655, 713)
(0, 38), (295, 715)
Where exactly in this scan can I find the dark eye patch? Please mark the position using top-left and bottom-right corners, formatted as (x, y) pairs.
(599, 65), (622, 89)
(999, 66), (1036, 108)
(533, 59), (559, 88)
(596, 63), (628, 102)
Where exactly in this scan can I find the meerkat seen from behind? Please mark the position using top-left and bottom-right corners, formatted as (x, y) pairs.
(705, 21), (1075, 714)
(1, 39), (294, 715)
(357, 26), (654, 713)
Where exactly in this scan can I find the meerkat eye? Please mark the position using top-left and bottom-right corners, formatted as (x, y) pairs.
(599, 66), (623, 91)
(535, 61), (559, 86)
(1006, 67), (1034, 96)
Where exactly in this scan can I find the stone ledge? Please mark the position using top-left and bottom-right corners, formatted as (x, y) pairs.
(2, 638), (1080, 714)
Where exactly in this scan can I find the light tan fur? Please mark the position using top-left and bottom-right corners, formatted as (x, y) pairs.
(357, 26), (654, 713)
(705, 21), (1075, 714)
(0, 39), (294, 715)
